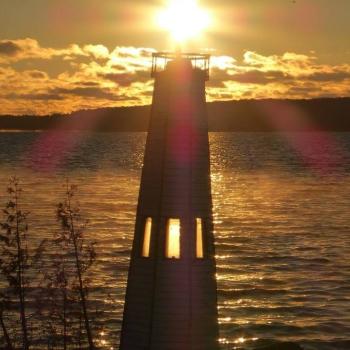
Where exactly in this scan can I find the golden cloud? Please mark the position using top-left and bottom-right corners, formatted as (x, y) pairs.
(0, 38), (86, 63)
(0, 39), (349, 115)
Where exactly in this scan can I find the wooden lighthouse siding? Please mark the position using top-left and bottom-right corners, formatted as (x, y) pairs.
(120, 57), (219, 350)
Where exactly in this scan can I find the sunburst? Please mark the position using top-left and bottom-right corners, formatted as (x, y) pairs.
(156, 0), (211, 43)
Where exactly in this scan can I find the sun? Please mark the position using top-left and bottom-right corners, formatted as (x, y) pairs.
(156, 0), (211, 44)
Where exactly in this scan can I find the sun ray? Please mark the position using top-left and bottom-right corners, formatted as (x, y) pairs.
(156, 0), (211, 44)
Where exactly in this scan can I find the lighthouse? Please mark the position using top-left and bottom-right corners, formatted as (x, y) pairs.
(119, 52), (219, 350)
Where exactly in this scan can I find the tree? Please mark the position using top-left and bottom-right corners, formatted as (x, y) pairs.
(0, 300), (14, 350)
(0, 177), (30, 349)
(56, 182), (96, 350)
(0, 177), (46, 350)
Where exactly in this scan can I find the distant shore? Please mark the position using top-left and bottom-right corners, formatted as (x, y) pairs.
(1, 97), (350, 132)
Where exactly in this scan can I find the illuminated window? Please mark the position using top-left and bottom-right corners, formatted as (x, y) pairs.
(196, 218), (204, 258)
(165, 218), (180, 259)
(142, 217), (152, 258)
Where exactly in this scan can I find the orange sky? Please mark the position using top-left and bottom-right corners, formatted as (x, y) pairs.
(0, 0), (349, 115)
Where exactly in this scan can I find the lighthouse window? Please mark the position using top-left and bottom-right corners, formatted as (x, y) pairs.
(165, 218), (181, 259)
(141, 217), (152, 258)
(196, 218), (204, 258)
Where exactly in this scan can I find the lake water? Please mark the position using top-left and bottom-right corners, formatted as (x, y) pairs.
(0, 131), (350, 350)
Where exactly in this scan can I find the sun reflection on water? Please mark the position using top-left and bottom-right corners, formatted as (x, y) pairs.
(1, 132), (350, 349)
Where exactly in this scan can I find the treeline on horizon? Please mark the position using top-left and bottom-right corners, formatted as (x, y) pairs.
(1, 98), (350, 132)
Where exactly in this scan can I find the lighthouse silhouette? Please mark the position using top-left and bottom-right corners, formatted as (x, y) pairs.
(119, 51), (219, 350)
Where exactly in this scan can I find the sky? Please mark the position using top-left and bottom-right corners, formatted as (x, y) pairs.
(0, 0), (349, 115)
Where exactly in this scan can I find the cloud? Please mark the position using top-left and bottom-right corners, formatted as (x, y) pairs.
(0, 38), (349, 115)
(98, 69), (150, 87)
(243, 51), (314, 73)
(0, 41), (22, 57)
(0, 38), (87, 63)
(83, 44), (110, 60)
(27, 70), (49, 79)
(210, 67), (292, 87)
(230, 70), (291, 84)
(50, 86), (118, 100)
(301, 70), (350, 82)
(207, 50), (350, 101)
(5, 92), (64, 101)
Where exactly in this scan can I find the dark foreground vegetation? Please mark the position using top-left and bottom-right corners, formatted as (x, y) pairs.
(0, 178), (99, 349)
(0, 98), (350, 132)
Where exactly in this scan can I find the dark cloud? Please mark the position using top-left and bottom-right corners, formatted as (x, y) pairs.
(210, 68), (292, 86)
(301, 71), (350, 82)
(79, 81), (102, 87)
(5, 92), (64, 101)
(99, 73), (134, 86)
(229, 70), (292, 84)
(209, 68), (232, 87)
(99, 69), (150, 87)
(135, 69), (152, 82)
(141, 90), (154, 97)
(208, 91), (233, 99)
(0, 41), (22, 57)
(111, 64), (128, 71)
(211, 66), (350, 87)
(27, 71), (47, 79)
(287, 86), (316, 94)
(139, 49), (153, 57)
(49, 87), (138, 101)
(51, 86), (123, 100)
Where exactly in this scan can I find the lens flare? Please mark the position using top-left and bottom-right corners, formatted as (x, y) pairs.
(156, 0), (211, 43)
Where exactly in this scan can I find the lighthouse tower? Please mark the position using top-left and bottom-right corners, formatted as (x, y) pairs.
(119, 52), (219, 350)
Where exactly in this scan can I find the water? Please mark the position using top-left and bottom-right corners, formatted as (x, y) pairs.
(0, 131), (350, 350)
